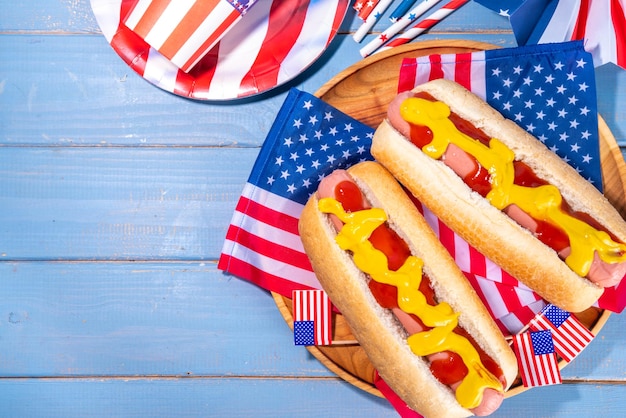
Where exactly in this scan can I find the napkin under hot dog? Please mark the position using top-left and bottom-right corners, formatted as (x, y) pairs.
(218, 39), (625, 415)
(220, 40), (624, 322)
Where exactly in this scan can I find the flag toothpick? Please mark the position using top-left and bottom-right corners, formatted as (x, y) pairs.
(292, 289), (333, 346)
(513, 329), (563, 387)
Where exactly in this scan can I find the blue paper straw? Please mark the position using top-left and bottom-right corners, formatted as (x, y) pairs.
(390, 0), (417, 22)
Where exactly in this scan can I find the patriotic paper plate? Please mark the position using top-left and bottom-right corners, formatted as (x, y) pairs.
(90, 0), (349, 100)
(273, 39), (623, 400)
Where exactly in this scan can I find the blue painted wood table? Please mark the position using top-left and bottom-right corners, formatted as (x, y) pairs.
(1, 1), (625, 416)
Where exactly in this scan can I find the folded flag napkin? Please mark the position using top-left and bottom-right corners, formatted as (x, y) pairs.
(474, 0), (626, 69)
(219, 42), (625, 417)
(220, 42), (625, 335)
(398, 40), (626, 314)
(123, 0), (259, 72)
(218, 88), (374, 298)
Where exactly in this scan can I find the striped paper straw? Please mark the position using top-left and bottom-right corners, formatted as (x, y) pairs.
(359, 0), (442, 56)
(353, 0), (395, 43)
(374, 0), (470, 55)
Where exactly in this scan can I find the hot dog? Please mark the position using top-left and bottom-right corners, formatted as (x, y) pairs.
(298, 161), (518, 417)
(371, 78), (626, 313)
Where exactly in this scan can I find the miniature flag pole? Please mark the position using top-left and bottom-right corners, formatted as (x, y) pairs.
(292, 289), (333, 346)
(513, 329), (562, 387)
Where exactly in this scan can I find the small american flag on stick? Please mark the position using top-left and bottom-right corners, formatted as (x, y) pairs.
(529, 304), (594, 362)
(513, 329), (563, 387)
(292, 289), (333, 346)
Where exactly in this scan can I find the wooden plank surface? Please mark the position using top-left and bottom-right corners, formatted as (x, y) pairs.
(0, 147), (253, 260)
(2, 1), (626, 416)
(1, 34), (623, 148)
(2, 260), (623, 380)
(1, 379), (626, 417)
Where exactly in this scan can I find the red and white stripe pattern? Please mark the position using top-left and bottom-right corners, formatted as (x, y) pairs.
(464, 273), (545, 335)
(513, 330), (563, 387)
(91, 0), (349, 100)
(220, 183), (320, 297)
(123, 0), (257, 73)
(530, 0), (626, 69)
(292, 289), (333, 346)
(529, 304), (595, 362)
(397, 50), (488, 95)
(412, 200), (545, 335)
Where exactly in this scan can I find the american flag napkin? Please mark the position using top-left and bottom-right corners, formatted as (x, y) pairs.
(474, 0), (626, 69)
(399, 40), (626, 316)
(218, 88), (374, 299)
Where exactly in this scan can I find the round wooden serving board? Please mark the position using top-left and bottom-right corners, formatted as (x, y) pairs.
(273, 40), (624, 400)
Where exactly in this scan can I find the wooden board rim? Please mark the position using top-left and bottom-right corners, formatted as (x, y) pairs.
(273, 39), (622, 401)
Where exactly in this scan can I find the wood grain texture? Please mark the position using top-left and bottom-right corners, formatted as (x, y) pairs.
(0, 147), (255, 260)
(1, 261), (623, 380)
(0, 262), (332, 377)
(1, 379), (626, 417)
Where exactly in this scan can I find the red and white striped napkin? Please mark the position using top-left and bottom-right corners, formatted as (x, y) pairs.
(123, 0), (259, 72)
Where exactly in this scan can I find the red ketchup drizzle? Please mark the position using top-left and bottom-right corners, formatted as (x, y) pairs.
(333, 180), (504, 387)
(406, 92), (617, 256)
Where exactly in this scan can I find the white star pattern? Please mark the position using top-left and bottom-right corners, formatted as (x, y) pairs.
(261, 91), (374, 203)
(486, 52), (599, 184)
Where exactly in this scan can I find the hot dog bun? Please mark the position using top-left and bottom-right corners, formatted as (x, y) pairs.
(372, 78), (626, 312)
(299, 161), (517, 418)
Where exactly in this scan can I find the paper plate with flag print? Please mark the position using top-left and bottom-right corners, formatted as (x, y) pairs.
(266, 40), (625, 402)
(90, 0), (349, 100)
